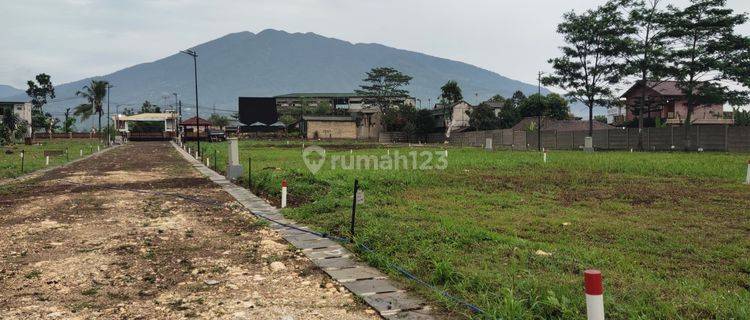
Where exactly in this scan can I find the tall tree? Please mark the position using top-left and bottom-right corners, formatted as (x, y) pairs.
(25, 73), (56, 136)
(544, 1), (633, 137)
(63, 108), (76, 133)
(619, 0), (671, 150)
(663, 0), (749, 150)
(355, 67), (413, 115)
(74, 80), (109, 138)
(440, 80), (463, 104)
(467, 104), (501, 130)
(518, 93), (571, 120)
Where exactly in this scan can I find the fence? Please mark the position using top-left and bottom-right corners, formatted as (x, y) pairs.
(381, 125), (750, 152)
(32, 132), (97, 139)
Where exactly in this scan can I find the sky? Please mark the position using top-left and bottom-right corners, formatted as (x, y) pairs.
(1, 0), (749, 91)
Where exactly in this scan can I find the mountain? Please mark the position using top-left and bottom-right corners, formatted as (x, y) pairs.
(0, 85), (24, 99)
(5, 29), (592, 127)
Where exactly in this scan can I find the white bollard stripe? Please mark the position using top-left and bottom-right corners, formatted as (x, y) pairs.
(745, 162), (749, 185)
(45, 156), (50, 166)
(585, 294), (605, 320)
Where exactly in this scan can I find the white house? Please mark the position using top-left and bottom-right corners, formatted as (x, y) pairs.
(0, 101), (33, 136)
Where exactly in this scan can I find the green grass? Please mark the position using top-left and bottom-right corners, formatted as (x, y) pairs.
(0, 138), (103, 179)
(186, 140), (750, 319)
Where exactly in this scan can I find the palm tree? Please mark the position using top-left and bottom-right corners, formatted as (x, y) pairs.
(74, 80), (108, 139)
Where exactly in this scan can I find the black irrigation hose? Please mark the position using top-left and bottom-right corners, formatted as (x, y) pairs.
(59, 179), (485, 316)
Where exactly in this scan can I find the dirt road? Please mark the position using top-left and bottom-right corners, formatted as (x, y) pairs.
(0, 142), (378, 319)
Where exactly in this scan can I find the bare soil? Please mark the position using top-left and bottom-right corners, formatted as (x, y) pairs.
(0, 142), (378, 319)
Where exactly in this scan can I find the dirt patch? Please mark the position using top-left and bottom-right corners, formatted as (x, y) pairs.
(0, 142), (378, 319)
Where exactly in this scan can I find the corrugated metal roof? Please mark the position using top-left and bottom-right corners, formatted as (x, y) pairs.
(302, 115), (354, 122)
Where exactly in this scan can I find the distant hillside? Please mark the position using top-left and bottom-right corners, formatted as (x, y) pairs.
(5, 29), (594, 128)
(0, 85), (24, 99)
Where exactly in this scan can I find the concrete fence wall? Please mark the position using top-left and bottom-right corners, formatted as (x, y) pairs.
(445, 125), (750, 152)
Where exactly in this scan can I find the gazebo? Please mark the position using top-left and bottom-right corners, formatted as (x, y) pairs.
(180, 116), (212, 140)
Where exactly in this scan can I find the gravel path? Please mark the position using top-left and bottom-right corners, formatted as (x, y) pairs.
(0, 141), (379, 319)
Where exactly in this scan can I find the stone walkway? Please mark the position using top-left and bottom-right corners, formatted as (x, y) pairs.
(172, 142), (439, 319)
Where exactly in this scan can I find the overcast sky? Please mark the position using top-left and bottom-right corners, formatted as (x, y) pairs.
(2, 0), (749, 90)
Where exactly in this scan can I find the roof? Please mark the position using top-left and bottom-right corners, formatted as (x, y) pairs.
(302, 115), (355, 122)
(180, 116), (212, 126)
(0, 101), (29, 105)
(225, 120), (246, 127)
(622, 81), (698, 98)
(512, 117), (615, 132)
(481, 101), (505, 109)
(116, 113), (177, 121)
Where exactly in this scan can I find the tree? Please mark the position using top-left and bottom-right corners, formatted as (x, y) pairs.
(440, 80), (463, 104)
(544, 1), (632, 138)
(314, 101), (333, 115)
(25, 73), (56, 136)
(74, 80), (109, 138)
(619, 0), (671, 150)
(1, 107), (20, 144)
(209, 113), (230, 129)
(355, 67), (413, 115)
(594, 115), (609, 123)
(663, 0), (749, 150)
(63, 108), (76, 133)
(518, 93), (571, 120)
(467, 104), (501, 130)
(140, 100), (160, 113)
(413, 109), (435, 134)
(734, 108), (750, 126)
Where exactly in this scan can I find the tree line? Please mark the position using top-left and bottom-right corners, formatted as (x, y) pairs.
(544, 0), (750, 150)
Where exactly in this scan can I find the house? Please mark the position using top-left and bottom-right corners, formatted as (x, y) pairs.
(432, 101), (473, 135)
(511, 116), (615, 132)
(0, 101), (32, 136)
(621, 81), (733, 125)
(180, 116), (212, 140)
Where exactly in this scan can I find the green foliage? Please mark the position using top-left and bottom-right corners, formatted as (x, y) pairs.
(544, 1), (632, 135)
(140, 100), (160, 113)
(440, 80), (463, 104)
(26, 74), (56, 133)
(208, 113), (230, 128)
(74, 80), (109, 135)
(355, 67), (413, 113)
(313, 100), (333, 115)
(663, 0), (750, 130)
(734, 108), (750, 126)
(198, 140), (750, 319)
(594, 115), (608, 123)
(63, 108), (76, 133)
(467, 104), (501, 130)
(518, 93), (570, 120)
(382, 104), (434, 134)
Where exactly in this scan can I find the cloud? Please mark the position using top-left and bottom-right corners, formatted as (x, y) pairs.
(1, 0), (748, 90)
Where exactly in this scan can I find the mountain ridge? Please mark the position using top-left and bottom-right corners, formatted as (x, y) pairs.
(5, 29), (592, 127)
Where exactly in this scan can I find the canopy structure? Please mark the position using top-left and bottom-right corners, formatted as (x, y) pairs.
(270, 121), (286, 128)
(249, 122), (267, 127)
(114, 112), (179, 133)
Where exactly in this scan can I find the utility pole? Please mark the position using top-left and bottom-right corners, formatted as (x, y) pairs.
(107, 84), (114, 146)
(537, 71), (543, 152)
(181, 49), (200, 158)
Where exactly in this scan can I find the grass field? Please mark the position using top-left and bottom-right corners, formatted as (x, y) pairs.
(187, 140), (750, 319)
(0, 139), (103, 179)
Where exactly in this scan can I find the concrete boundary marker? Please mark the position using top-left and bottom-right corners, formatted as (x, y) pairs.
(170, 141), (437, 319)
